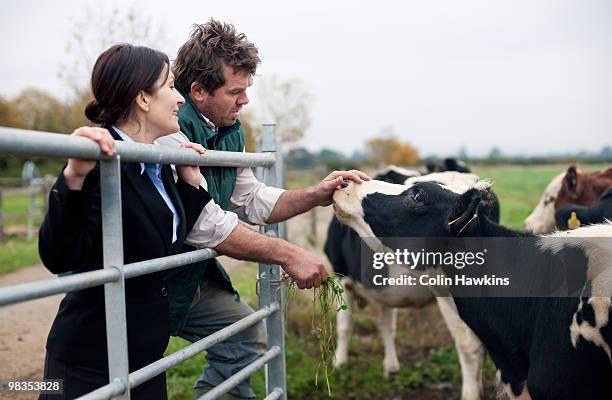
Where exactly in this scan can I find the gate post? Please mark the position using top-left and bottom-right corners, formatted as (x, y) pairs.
(257, 124), (287, 400)
(100, 157), (130, 399)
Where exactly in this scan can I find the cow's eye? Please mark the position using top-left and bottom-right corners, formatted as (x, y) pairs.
(411, 189), (424, 204)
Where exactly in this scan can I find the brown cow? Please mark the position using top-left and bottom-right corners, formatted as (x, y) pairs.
(554, 165), (612, 212)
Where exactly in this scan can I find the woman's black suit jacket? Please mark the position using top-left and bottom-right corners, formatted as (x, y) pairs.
(38, 128), (211, 391)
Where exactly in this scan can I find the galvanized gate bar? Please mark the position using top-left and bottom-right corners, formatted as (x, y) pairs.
(0, 127), (274, 168)
(78, 305), (280, 397)
(0, 249), (215, 306)
(129, 304), (280, 389)
(100, 157), (130, 400)
(263, 388), (284, 400)
(123, 248), (218, 279)
(0, 267), (120, 306)
(197, 346), (282, 400)
(257, 124), (288, 400)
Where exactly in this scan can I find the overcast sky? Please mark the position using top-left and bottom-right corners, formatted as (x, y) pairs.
(1, 0), (611, 157)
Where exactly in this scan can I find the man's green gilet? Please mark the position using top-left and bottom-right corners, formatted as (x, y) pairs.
(168, 91), (244, 335)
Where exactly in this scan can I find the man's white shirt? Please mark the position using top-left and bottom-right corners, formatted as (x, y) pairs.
(155, 132), (285, 248)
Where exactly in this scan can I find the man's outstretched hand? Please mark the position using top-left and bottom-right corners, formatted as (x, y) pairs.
(312, 170), (371, 206)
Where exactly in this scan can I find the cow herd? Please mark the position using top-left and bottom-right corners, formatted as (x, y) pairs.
(524, 165), (612, 233)
(324, 161), (612, 400)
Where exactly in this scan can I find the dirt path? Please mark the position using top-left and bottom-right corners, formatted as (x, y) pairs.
(0, 264), (60, 399)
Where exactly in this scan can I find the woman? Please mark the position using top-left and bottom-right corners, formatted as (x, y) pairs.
(38, 44), (211, 399)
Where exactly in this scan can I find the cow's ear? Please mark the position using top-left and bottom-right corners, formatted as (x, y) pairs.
(448, 189), (482, 235)
(566, 166), (578, 191)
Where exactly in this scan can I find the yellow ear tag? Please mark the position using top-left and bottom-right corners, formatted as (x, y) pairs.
(567, 211), (581, 230)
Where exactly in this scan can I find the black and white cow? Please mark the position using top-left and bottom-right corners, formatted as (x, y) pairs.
(332, 179), (612, 400)
(556, 188), (612, 230)
(325, 169), (498, 400)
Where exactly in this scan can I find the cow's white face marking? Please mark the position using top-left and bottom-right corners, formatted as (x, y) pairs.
(332, 180), (406, 252)
(524, 172), (564, 234)
(332, 180), (406, 224)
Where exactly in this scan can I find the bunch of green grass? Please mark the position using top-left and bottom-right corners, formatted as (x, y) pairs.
(283, 274), (348, 397)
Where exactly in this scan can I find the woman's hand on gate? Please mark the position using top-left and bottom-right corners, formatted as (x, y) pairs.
(64, 127), (116, 190)
(177, 142), (206, 188)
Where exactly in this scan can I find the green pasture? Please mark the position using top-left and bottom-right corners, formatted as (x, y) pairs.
(0, 192), (45, 227)
(0, 237), (39, 274)
(0, 191), (45, 273)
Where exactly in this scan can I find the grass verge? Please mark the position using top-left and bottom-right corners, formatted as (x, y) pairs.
(0, 236), (40, 274)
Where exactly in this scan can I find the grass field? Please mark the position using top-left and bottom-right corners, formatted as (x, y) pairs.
(0, 237), (39, 274)
(0, 191), (45, 273)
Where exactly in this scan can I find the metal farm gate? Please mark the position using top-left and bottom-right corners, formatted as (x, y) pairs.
(0, 124), (287, 400)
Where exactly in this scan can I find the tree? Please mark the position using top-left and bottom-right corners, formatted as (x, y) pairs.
(253, 74), (312, 145)
(55, 7), (167, 130)
(365, 127), (419, 167)
(0, 95), (25, 128)
(59, 6), (167, 98)
(240, 111), (261, 153)
(388, 143), (419, 166)
(488, 147), (502, 159)
(599, 146), (612, 160)
(285, 148), (315, 169)
(64, 89), (94, 131)
(0, 89), (72, 174)
(11, 89), (71, 133)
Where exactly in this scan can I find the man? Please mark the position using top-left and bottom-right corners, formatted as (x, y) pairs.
(161, 19), (370, 399)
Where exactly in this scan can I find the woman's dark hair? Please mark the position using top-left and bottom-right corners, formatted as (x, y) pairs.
(85, 44), (170, 126)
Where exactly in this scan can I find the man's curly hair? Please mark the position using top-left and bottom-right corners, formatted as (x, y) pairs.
(173, 19), (261, 94)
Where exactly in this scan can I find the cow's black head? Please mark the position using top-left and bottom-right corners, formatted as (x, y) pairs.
(555, 188), (612, 230)
(332, 179), (489, 239)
